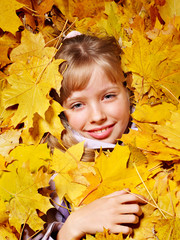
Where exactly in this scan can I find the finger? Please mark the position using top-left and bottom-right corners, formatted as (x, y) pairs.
(109, 225), (133, 235)
(117, 204), (142, 216)
(115, 214), (139, 225)
(102, 190), (129, 199)
(117, 193), (147, 204)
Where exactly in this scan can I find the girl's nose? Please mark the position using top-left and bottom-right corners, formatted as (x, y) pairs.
(89, 104), (107, 124)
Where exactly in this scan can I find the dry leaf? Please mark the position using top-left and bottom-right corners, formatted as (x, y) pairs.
(0, 0), (24, 34)
(0, 129), (21, 157)
(0, 167), (51, 232)
(10, 143), (51, 172)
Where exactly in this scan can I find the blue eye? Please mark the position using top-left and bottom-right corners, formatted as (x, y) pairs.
(104, 94), (116, 99)
(71, 103), (83, 109)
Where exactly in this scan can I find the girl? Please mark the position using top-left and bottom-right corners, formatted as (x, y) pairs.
(28, 32), (146, 240)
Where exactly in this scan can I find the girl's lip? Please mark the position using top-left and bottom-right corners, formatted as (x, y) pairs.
(86, 124), (115, 140)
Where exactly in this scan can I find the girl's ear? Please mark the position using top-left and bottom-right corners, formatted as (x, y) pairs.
(58, 60), (68, 75)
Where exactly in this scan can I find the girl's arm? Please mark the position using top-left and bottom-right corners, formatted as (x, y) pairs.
(57, 190), (146, 240)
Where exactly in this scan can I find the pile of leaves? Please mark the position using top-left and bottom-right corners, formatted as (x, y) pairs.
(0, 0), (180, 239)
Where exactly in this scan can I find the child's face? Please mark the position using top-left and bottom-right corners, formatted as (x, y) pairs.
(63, 66), (130, 144)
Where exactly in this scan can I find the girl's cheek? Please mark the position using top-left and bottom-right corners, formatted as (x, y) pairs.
(67, 111), (86, 130)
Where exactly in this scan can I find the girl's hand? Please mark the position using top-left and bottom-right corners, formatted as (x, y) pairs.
(57, 190), (146, 240)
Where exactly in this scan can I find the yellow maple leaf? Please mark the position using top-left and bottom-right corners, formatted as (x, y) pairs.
(0, 167), (52, 233)
(153, 105), (180, 150)
(10, 30), (55, 62)
(0, 129), (21, 157)
(86, 228), (128, 239)
(10, 143), (51, 173)
(159, 0), (180, 23)
(154, 173), (178, 217)
(54, 0), (106, 22)
(96, 144), (130, 179)
(0, 33), (18, 68)
(19, 0), (54, 25)
(2, 31), (63, 128)
(21, 100), (64, 145)
(122, 30), (180, 103)
(174, 163), (180, 182)
(98, 2), (124, 40)
(54, 0), (74, 22)
(77, 144), (157, 205)
(132, 216), (161, 240)
(0, 0), (25, 34)
(122, 102), (180, 162)
(132, 102), (177, 124)
(122, 124), (180, 162)
(51, 142), (87, 204)
(0, 154), (7, 171)
(0, 198), (8, 223)
(155, 218), (180, 239)
(0, 224), (18, 240)
(75, 1), (130, 41)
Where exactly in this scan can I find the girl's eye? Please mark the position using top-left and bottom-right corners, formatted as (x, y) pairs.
(71, 103), (83, 109)
(104, 94), (116, 100)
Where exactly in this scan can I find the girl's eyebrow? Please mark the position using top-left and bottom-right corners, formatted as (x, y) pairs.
(66, 85), (120, 102)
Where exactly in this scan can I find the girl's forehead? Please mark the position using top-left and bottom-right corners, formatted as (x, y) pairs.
(66, 78), (122, 102)
(87, 66), (123, 89)
(61, 62), (124, 103)
(86, 66), (116, 86)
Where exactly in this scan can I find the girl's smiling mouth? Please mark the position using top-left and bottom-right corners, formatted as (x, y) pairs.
(86, 124), (115, 140)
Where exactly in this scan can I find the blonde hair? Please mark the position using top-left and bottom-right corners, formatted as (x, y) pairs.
(56, 34), (125, 104)
(50, 34), (125, 161)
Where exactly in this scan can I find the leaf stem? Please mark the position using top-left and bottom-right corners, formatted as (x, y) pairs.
(133, 162), (167, 218)
(123, 189), (173, 217)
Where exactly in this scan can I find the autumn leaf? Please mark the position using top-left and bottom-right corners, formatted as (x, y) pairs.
(0, 167), (52, 233)
(10, 30), (55, 62)
(122, 102), (180, 162)
(0, 198), (9, 223)
(0, 154), (7, 171)
(98, 2), (124, 40)
(19, 0), (54, 25)
(174, 163), (180, 182)
(0, 224), (18, 240)
(122, 30), (180, 103)
(96, 145), (130, 178)
(155, 218), (180, 239)
(76, 145), (129, 205)
(2, 31), (63, 128)
(77, 144), (159, 205)
(122, 122), (180, 162)
(0, 129), (21, 157)
(0, 32), (18, 68)
(51, 142), (87, 204)
(153, 105), (180, 149)
(75, 1), (130, 41)
(10, 143), (51, 172)
(21, 100), (64, 145)
(132, 102), (177, 124)
(54, 0), (106, 22)
(0, 0), (25, 34)
(159, 0), (180, 22)
(85, 228), (128, 239)
(54, 0), (75, 22)
(132, 216), (161, 240)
